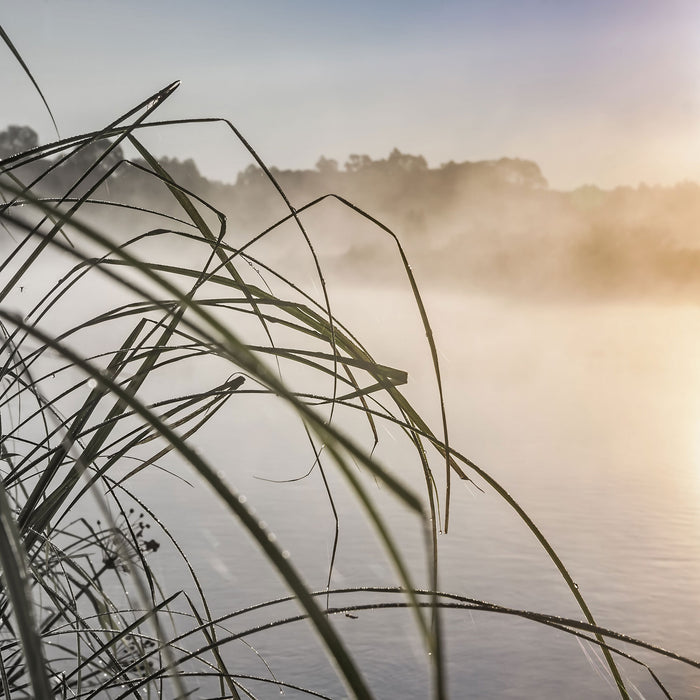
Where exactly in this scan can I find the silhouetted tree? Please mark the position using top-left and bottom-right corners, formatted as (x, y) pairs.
(492, 158), (547, 188)
(0, 124), (38, 159)
(159, 156), (202, 191)
(69, 138), (124, 177)
(344, 154), (372, 173)
(236, 163), (265, 187)
(387, 148), (427, 172)
(316, 156), (339, 175)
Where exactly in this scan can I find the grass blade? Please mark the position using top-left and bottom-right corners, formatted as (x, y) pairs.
(0, 24), (59, 138)
(0, 477), (53, 698)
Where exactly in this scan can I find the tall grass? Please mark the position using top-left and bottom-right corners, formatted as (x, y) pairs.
(0, 24), (698, 699)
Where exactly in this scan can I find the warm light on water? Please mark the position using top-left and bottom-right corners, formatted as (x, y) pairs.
(5, 2), (700, 693)
(321, 286), (700, 697)
(4, 246), (700, 696)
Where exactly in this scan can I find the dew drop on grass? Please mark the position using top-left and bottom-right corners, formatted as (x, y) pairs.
(87, 379), (97, 389)
(238, 494), (247, 504)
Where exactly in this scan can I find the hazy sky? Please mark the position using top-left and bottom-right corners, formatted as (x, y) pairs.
(3, 0), (700, 189)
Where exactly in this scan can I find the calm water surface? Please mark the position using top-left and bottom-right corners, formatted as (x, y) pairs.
(136, 286), (700, 699)
(7, 261), (700, 698)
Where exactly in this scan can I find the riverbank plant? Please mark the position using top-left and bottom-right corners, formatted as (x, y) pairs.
(0, 24), (698, 699)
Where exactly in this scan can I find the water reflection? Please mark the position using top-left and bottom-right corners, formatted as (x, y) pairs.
(5, 252), (700, 697)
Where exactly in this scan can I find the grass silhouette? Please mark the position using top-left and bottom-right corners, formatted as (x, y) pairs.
(1, 22), (697, 700)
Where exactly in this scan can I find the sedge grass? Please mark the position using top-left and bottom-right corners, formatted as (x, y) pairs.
(0, 22), (698, 700)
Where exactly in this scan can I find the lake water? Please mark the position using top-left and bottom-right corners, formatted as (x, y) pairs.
(4, 253), (700, 698)
(135, 285), (700, 699)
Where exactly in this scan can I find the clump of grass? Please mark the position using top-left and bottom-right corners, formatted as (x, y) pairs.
(0, 24), (698, 700)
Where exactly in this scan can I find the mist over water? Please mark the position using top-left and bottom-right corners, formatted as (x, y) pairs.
(4, 2), (700, 693)
(10, 208), (700, 696)
(127, 281), (700, 698)
(4, 145), (700, 696)
(21, 143), (699, 302)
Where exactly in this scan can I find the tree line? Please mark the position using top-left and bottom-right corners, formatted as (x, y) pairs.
(4, 124), (700, 298)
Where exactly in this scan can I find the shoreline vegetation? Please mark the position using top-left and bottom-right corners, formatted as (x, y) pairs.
(5, 123), (700, 300)
(2, 25), (699, 699)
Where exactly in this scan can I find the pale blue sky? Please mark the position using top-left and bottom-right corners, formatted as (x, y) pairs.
(3, 0), (700, 189)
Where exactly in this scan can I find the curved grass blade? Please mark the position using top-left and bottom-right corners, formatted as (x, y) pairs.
(0, 24), (59, 138)
(0, 308), (377, 700)
(0, 477), (53, 698)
